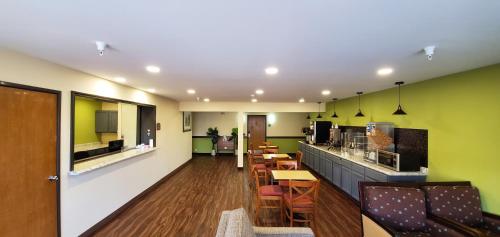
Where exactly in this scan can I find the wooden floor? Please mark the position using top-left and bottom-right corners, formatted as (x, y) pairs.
(92, 155), (361, 237)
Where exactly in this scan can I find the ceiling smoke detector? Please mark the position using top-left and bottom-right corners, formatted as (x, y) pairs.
(96, 41), (107, 56)
(424, 46), (436, 61)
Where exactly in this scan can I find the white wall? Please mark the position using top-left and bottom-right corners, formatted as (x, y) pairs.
(0, 48), (192, 237)
(120, 103), (138, 149)
(192, 112), (237, 136)
(246, 112), (309, 137)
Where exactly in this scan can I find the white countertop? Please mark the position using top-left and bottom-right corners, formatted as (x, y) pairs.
(69, 147), (157, 176)
(299, 141), (427, 176)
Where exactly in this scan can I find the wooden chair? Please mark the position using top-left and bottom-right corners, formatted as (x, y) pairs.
(295, 151), (303, 169)
(276, 160), (298, 189)
(277, 160), (298, 170)
(249, 144), (265, 161)
(247, 151), (268, 186)
(264, 148), (279, 154)
(283, 180), (320, 227)
(253, 169), (284, 225)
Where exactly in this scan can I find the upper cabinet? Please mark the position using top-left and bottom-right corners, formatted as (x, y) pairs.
(95, 111), (118, 133)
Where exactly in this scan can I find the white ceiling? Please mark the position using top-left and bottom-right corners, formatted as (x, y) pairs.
(1, 0), (500, 102)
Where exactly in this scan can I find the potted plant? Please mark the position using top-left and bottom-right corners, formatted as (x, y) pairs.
(206, 127), (219, 156)
(231, 128), (238, 154)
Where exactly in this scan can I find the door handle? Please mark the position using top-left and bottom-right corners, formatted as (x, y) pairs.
(48, 175), (59, 182)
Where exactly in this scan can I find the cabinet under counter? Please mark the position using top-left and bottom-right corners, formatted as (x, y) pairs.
(299, 141), (427, 201)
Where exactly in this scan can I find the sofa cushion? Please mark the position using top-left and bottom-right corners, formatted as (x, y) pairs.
(423, 186), (483, 226)
(364, 186), (427, 231)
(224, 208), (256, 237)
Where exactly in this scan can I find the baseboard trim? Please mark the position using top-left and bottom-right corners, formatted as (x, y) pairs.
(79, 158), (193, 237)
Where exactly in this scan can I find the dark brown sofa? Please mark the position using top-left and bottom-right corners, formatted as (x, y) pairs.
(359, 181), (500, 237)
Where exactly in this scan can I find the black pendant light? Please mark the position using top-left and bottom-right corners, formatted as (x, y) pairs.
(316, 102), (322, 119)
(355, 92), (365, 117)
(393, 81), (407, 115)
(306, 113), (311, 119)
(331, 98), (339, 118)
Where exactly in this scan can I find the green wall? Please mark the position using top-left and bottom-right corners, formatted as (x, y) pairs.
(74, 97), (101, 144)
(311, 64), (500, 214)
(192, 137), (213, 153)
(192, 137), (303, 154)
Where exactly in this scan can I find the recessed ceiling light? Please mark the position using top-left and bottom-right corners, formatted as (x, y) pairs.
(377, 67), (394, 76)
(299, 98), (305, 103)
(265, 67), (279, 75)
(114, 77), (126, 83)
(145, 65), (160, 73)
(251, 94), (255, 97)
(147, 88), (156, 93)
(203, 98), (210, 102)
(255, 89), (264, 95)
(187, 89), (196, 94)
(321, 90), (331, 96)
(251, 98), (258, 103)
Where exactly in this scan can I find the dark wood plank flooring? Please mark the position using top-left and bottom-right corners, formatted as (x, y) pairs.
(91, 156), (361, 237)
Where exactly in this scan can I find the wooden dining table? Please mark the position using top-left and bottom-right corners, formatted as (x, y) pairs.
(271, 170), (317, 181)
(258, 145), (279, 149)
(262, 153), (291, 160)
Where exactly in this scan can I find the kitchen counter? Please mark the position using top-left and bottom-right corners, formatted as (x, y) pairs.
(299, 141), (427, 176)
(69, 147), (157, 175)
(298, 141), (427, 201)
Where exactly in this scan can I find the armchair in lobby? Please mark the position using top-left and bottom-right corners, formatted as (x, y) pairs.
(359, 182), (469, 237)
(422, 182), (500, 237)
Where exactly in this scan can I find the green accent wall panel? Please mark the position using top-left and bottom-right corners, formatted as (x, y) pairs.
(267, 138), (303, 154)
(312, 64), (500, 214)
(74, 97), (102, 144)
(192, 137), (213, 153)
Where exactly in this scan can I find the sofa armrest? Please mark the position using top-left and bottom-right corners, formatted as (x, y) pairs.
(428, 214), (483, 237)
(361, 214), (393, 237)
(215, 211), (231, 237)
(253, 226), (314, 237)
(481, 212), (500, 234)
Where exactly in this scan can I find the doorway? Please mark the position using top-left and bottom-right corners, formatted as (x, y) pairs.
(0, 82), (60, 236)
(247, 115), (266, 149)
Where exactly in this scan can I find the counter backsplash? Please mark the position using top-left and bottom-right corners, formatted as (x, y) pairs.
(339, 125), (428, 168)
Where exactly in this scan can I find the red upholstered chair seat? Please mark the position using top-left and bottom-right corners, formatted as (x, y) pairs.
(259, 185), (283, 196)
(253, 164), (266, 170)
(283, 193), (314, 208)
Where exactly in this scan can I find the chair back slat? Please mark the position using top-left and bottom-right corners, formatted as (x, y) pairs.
(264, 148), (279, 154)
(295, 151), (303, 169)
(277, 160), (298, 170)
(288, 180), (320, 207)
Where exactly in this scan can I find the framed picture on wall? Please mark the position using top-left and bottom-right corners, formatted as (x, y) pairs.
(183, 112), (192, 132)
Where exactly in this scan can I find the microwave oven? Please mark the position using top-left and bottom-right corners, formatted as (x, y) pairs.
(377, 150), (421, 172)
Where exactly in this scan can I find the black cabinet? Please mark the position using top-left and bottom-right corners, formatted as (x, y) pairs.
(95, 110), (118, 133)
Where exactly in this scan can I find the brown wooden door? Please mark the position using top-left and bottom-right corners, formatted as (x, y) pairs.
(247, 115), (266, 148)
(0, 85), (59, 236)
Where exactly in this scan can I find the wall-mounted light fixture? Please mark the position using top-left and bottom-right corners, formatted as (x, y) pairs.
(355, 92), (365, 117)
(331, 98), (339, 118)
(393, 81), (407, 115)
